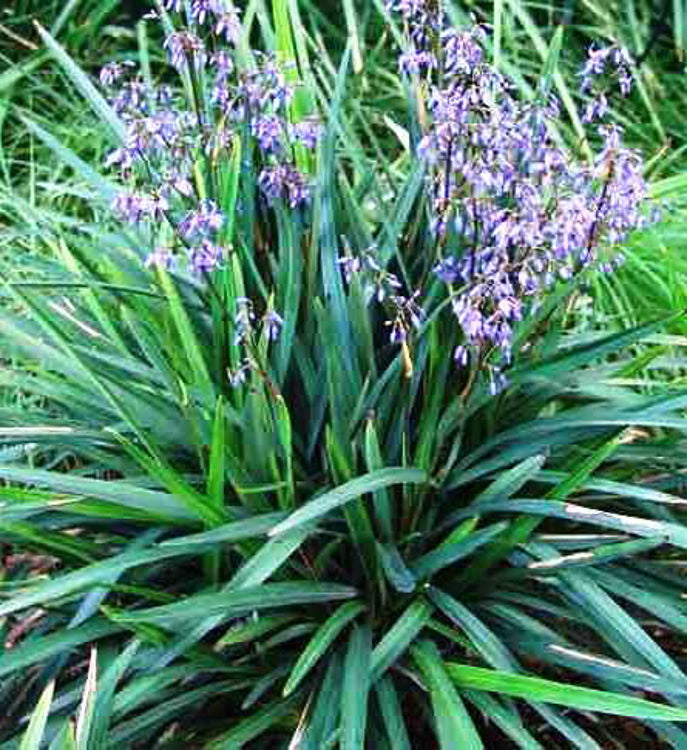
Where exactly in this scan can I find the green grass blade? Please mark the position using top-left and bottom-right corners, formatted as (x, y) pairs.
(446, 663), (687, 721)
(299, 651), (342, 747)
(206, 696), (299, 748)
(268, 468), (427, 537)
(412, 641), (483, 750)
(0, 466), (195, 521)
(377, 542), (416, 594)
(429, 588), (516, 671)
(18, 115), (118, 202)
(284, 601), (366, 696)
(19, 680), (55, 750)
(465, 691), (543, 750)
(33, 22), (125, 143)
(111, 582), (357, 627)
(156, 266), (215, 406)
(47, 722), (76, 750)
(89, 639), (140, 748)
(75, 647), (98, 750)
(342, 625), (372, 750)
(0, 619), (119, 679)
(411, 522), (509, 581)
(370, 600), (432, 683)
(375, 676), (411, 750)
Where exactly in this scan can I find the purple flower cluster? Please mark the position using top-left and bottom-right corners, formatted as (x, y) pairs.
(179, 199), (224, 239)
(189, 239), (223, 274)
(99, 2), (320, 275)
(144, 246), (174, 270)
(386, 292), (423, 343)
(216, 54), (316, 207)
(580, 45), (633, 123)
(259, 165), (310, 208)
(99, 61), (135, 87)
(161, 0), (242, 42)
(387, 1), (651, 390)
(112, 191), (168, 224)
(233, 296), (283, 346)
(338, 247), (423, 343)
(164, 31), (207, 70)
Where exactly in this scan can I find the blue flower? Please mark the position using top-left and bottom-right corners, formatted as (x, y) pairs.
(263, 310), (284, 340)
(164, 31), (206, 70)
(258, 165), (310, 208)
(291, 119), (322, 149)
(189, 240), (223, 274)
(179, 200), (224, 239)
(252, 114), (284, 152)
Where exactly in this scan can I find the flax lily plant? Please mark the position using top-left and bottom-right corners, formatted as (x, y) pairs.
(2, 2), (687, 747)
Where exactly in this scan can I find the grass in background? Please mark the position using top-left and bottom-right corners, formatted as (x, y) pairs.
(1, 1), (687, 747)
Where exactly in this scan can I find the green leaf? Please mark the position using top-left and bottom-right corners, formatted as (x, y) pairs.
(364, 420), (394, 540)
(538, 639), (687, 697)
(205, 396), (227, 581)
(342, 625), (372, 750)
(370, 600), (432, 682)
(317, 48), (356, 393)
(111, 681), (254, 747)
(110, 582), (357, 626)
(0, 51), (48, 92)
(411, 522), (509, 580)
(0, 520), (98, 564)
(429, 588), (516, 670)
(0, 619), (119, 679)
(34, 22), (125, 143)
(536, 25), (563, 103)
(274, 214), (303, 387)
(284, 601), (366, 696)
(300, 651), (343, 748)
(511, 314), (678, 383)
(0, 515), (287, 620)
(19, 680), (55, 750)
(274, 395), (295, 507)
(0, 466), (194, 522)
(268, 468), (427, 537)
(536, 470), (687, 507)
(75, 647), (98, 750)
(471, 455), (546, 502)
(493, 0), (504, 70)
(552, 566), (685, 682)
(155, 265), (215, 406)
(114, 435), (226, 527)
(375, 676), (411, 750)
(19, 116), (118, 202)
(526, 536), (665, 572)
(89, 640), (140, 748)
(218, 133), (242, 244)
(465, 691), (543, 750)
(216, 614), (296, 647)
(48, 722), (76, 750)
(377, 542), (416, 594)
(456, 431), (637, 583)
(242, 664), (292, 709)
(461, 500), (687, 549)
(159, 512), (285, 548)
(207, 396), (226, 509)
(446, 663), (687, 720)
(229, 527), (310, 589)
(146, 525), (313, 670)
(412, 641), (483, 749)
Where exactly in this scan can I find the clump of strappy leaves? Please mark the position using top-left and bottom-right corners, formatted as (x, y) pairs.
(2, 2), (687, 749)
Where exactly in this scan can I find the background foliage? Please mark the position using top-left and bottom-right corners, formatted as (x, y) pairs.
(2, 1), (687, 747)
